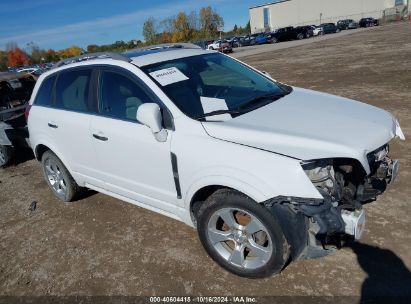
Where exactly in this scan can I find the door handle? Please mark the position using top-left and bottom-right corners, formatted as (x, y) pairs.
(93, 134), (108, 141)
(48, 123), (58, 128)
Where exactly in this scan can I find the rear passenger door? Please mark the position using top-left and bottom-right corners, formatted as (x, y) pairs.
(90, 66), (177, 213)
(48, 67), (103, 186)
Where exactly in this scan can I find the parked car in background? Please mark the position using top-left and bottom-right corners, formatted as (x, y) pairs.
(254, 34), (272, 45)
(359, 17), (379, 28)
(310, 25), (324, 36)
(270, 27), (301, 43)
(192, 40), (209, 49)
(237, 35), (256, 47)
(320, 23), (341, 34)
(295, 26), (314, 38)
(16, 67), (39, 74)
(207, 40), (233, 53)
(337, 19), (351, 30)
(347, 20), (359, 29)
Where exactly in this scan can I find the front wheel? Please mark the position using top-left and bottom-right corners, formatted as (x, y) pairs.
(197, 189), (289, 278)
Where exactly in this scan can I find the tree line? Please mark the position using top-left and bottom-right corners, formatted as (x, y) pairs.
(0, 6), (250, 70)
(142, 6), (250, 44)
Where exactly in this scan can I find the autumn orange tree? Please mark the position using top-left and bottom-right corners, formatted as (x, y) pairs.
(7, 48), (30, 67)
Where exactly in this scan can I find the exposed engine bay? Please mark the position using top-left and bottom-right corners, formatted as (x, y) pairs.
(303, 144), (397, 209)
(264, 144), (399, 260)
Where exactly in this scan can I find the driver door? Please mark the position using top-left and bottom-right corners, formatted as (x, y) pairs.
(89, 66), (177, 213)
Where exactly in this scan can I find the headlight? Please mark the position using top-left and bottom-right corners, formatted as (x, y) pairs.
(367, 144), (389, 163)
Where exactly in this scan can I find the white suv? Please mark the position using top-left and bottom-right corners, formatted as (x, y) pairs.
(27, 44), (405, 278)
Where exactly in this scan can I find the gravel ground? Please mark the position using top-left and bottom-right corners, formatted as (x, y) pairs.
(1, 23), (411, 301)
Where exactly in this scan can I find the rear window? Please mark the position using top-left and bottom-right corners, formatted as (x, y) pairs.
(34, 75), (55, 106)
(55, 69), (91, 112)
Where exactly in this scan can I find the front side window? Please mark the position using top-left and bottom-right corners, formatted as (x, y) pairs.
(55, 69), (91, 112)
(141, 53), (291, 120)
(34, 75), (56, 106)
(99, 70), (154, 121)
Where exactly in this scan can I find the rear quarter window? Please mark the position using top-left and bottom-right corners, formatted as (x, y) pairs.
(33, 75), (56, 106)
(55, 69), (92, 112)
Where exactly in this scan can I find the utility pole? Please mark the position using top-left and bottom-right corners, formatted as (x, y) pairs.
(320, 12), (323, 24)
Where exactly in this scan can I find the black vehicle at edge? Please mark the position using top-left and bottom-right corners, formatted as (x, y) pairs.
(359, 17), (379, 28)
(320, 23), (341, 34)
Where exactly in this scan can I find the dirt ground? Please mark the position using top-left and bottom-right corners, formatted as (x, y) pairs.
(1, 23), (411, 300)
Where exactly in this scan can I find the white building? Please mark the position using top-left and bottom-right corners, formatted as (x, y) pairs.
(249, 0), (409, 33)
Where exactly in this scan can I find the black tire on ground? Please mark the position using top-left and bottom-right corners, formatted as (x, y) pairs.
(41, 150), (81, 202)
(297, 33), (304, 40)
(196, 189), (289, 278)
(0, 145), (13, 167)
(272, 38), (278, 43)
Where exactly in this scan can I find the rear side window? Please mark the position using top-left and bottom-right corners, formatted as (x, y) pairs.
(55, 69), (91, 112)
(34, 75), (55, 106)
(99, 70), (154, 121)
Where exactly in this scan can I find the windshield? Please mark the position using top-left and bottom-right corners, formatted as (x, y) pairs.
(141, 53), (291, 120)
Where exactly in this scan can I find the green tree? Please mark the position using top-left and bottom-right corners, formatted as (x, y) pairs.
(87, 44), (99, 53)
(245, 21), (251, 34)
(30, 45), (48, 64)
(143, 17), (157, 44)
(172, 12), (192, 42)
(199, 6), (224, 37)
(0, 50), (8, 70)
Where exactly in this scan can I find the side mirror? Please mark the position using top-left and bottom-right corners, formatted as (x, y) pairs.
(137, 103), (167, 142)
(262, 71), (272, 78)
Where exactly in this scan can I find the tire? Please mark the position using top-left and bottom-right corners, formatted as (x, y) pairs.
(197, 189), (289, 278)
(41, 150), (81, 202)
(0, 145), (13, 167)
(272, 38), (278, 43)
(297, 33), (304, 40)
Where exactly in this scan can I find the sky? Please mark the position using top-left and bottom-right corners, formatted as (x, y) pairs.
(0, 0), (269, 51)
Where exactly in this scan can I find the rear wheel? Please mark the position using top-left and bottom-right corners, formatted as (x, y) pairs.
(41, 151), (81, 202)
(0, 145), (13, 167)
(197, 189), (289, 278)
(297, 33), (304, 40)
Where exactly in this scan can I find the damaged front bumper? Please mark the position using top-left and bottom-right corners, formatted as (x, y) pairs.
(264, 152), (400, 260)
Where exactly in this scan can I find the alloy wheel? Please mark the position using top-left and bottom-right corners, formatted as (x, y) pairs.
(44, 158), (67, 196)
(207, 207), (273, 269)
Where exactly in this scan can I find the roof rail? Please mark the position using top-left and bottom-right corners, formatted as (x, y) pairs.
(52, 52), (131, 69)
(133, 43), (202, 51)
(123, 42), (200, 55)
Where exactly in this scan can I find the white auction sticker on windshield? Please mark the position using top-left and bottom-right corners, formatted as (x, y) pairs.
(200, 97), (232, 121)
(149, 67), (189, 86)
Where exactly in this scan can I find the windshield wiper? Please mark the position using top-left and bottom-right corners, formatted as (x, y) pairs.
(196, 92), (287, 121)
(196, 109), (242, 120)
(237, 92), (286, 112)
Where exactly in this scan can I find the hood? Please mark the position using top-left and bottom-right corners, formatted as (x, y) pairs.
(201, 87), (404, 174)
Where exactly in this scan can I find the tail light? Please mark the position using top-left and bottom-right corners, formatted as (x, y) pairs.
(24, 104), (32, 121)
